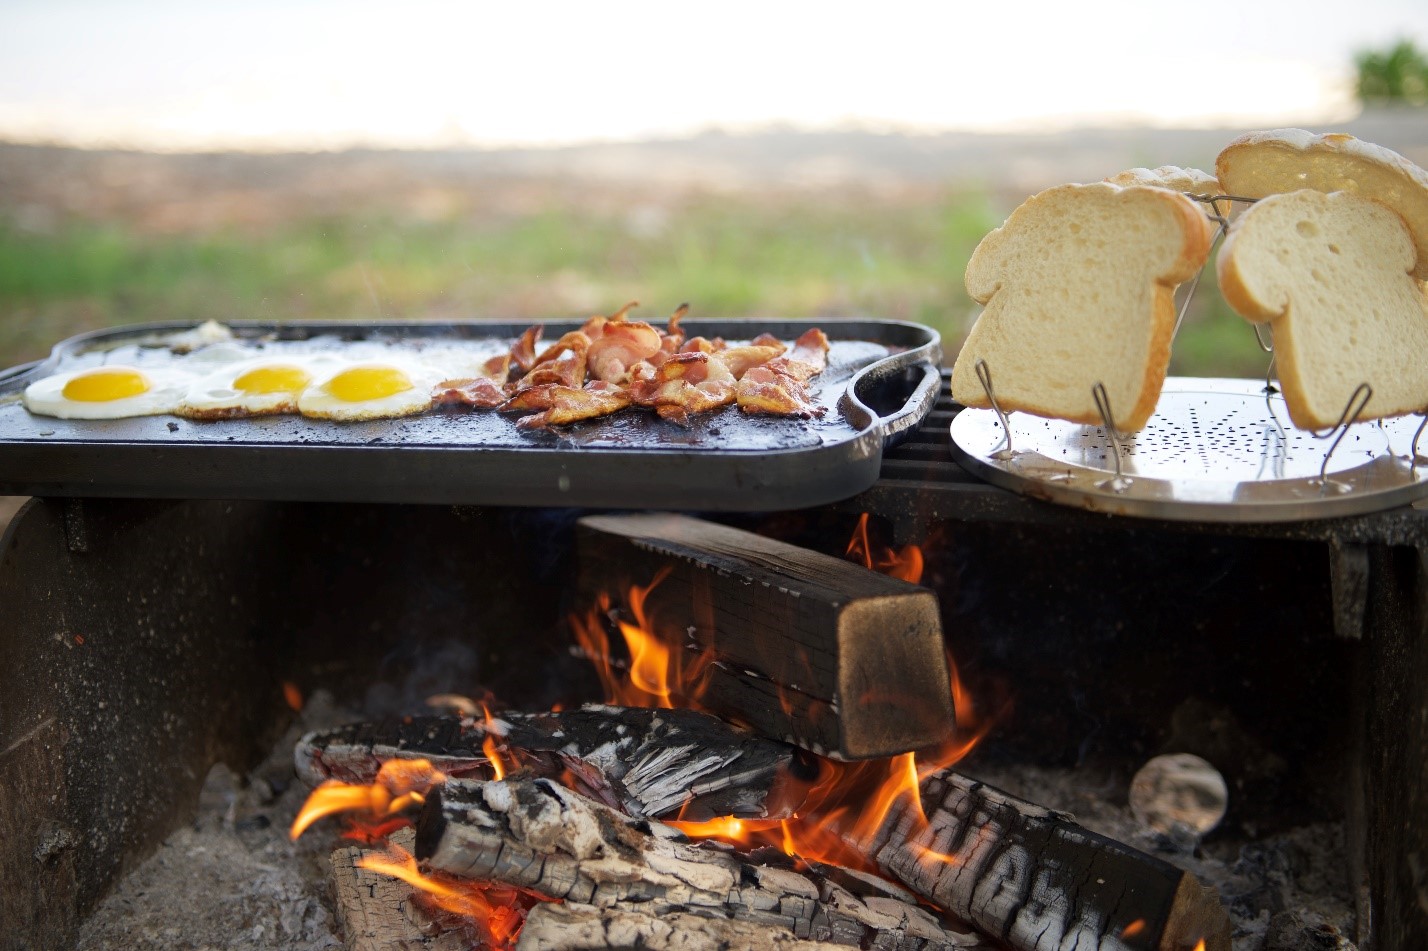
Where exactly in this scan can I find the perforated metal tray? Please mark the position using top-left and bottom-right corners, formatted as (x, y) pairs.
(0, 318), (941, 510)
(949, 377), (1428, 522)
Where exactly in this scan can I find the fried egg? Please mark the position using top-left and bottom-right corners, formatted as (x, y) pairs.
(177, 355), (341, 419)
(23, 365), (195, 420)
(297, 360), (444, 421)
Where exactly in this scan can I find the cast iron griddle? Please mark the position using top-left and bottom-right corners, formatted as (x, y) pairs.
(0, 319), (941, 510)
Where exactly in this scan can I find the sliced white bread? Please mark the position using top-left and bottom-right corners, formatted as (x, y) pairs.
(1107, 165), (1221, 197)
(1216, 129), (1428, 280)
(950, 182), (1212, 431)
(1107, 165), (1224, 240)
(1217, 189), (1428, 429)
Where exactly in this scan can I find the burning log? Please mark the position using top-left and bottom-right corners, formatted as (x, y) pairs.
(296, 704), (808, 821)
(330, 833), (468, 951)
(414, 777), (991, 951)
(576, 513), (954, 760)
(860, 769), (1233, 951)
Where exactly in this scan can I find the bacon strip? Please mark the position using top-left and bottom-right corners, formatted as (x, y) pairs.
(734, 330), (831, 418)
(630, 351), (737, 427)
(503, 381), (632, 429)
(587, 319), (663, 383)
(713, 343), (785, 379)
(510, 325), (543, 373)
(516, 331), (590, 390)
(433, 353), (513, 408)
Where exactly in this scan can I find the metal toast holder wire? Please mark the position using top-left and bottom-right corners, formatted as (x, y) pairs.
(950, 194), (1428, 522)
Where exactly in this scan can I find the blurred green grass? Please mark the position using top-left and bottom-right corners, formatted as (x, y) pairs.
(0, 192), (1267, 378)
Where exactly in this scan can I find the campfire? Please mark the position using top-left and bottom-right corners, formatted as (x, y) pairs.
(286, 513), (1228, 951)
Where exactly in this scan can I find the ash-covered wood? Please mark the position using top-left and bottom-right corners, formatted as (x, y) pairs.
(415, 777), (990, 951)
(577, 513), (955, 760)
(517, 903), (849, 950)
(862, 769), (1232, 951)
(295, 704), (807, 821)
(330, 832), (467, 951)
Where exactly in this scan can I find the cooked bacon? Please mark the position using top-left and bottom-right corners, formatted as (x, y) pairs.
(644, 303), (690, 371)
(734, 331), (830, 418)
(517, 331), (590, 389)
(477, 307), (830, 428)
(587, 319), (663, 383)
(680, 336), (721, 355)
(786, 328), (830, 379)
(434, 377), (508, 408)
(433, 353), (514, 408)
(510, 325), (543, 373)
(713, 343), (785, 379)
(503, 381), (632, 429)
(628, 351), (737, 426)
(581, 315), (608, 340)
(735, 363), (824, 418)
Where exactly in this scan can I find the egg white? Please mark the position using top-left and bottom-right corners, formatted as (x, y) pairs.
(297, 360), (445, 421)
(177, 355), (341, 419)
(24, 365), (196, 420)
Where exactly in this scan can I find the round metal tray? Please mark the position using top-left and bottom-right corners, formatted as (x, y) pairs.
(949, 377), (1428, 522)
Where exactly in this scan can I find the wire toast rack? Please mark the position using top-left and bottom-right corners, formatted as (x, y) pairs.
(949, 194), (1428, 522)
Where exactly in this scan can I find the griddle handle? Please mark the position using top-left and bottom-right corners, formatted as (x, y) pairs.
(843, 354), (942, 450)
(0, 360), (40, 388)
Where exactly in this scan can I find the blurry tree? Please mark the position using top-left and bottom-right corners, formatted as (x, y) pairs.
(1355, 39), (1428, 105)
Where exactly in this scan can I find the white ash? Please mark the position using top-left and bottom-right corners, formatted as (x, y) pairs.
(76, 692), (354, 951)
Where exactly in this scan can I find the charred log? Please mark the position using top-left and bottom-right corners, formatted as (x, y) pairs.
(576, 513), (955, 760)
(414, 777), (990, 951)
(295, 704), (808, 821)
(862, 769), (1232, 951)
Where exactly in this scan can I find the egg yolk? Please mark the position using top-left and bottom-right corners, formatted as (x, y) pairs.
(323, 366), (413, 402)
(234, 365), (312, 395)
(62, 367), (151, 402)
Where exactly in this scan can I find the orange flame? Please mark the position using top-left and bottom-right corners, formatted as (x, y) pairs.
(662, 646), (999, 875)
(358, 841), (530, 949)
(666, 815), (785, 840)
(569, 570), (712, 710)
(481, 703), (515, 781)
(846, 513), (924, 583)
(1120, 919), (1146, 939)
(662, 518), (1002, 875)
(290, 758), (447, 840)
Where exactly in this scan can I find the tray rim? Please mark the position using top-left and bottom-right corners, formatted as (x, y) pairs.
(948, 376), (1428, 524)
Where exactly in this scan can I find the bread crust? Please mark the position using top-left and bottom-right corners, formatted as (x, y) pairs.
(1107, 166), (1223, 243)
(951, 182), (1211, 431)
(1216, 129), (1428, 280)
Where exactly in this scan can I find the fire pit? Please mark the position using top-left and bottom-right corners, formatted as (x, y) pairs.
(1, 371), (1424, 950)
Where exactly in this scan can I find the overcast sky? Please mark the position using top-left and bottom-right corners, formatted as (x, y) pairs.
(0, 0), (1424, 149)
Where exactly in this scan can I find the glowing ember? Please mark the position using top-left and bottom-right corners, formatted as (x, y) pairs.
(282, 681), (304, 712)
(358, 842), (530, 949)
(1120, 919), (1146, 939)
(289, 757), (447, 839)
